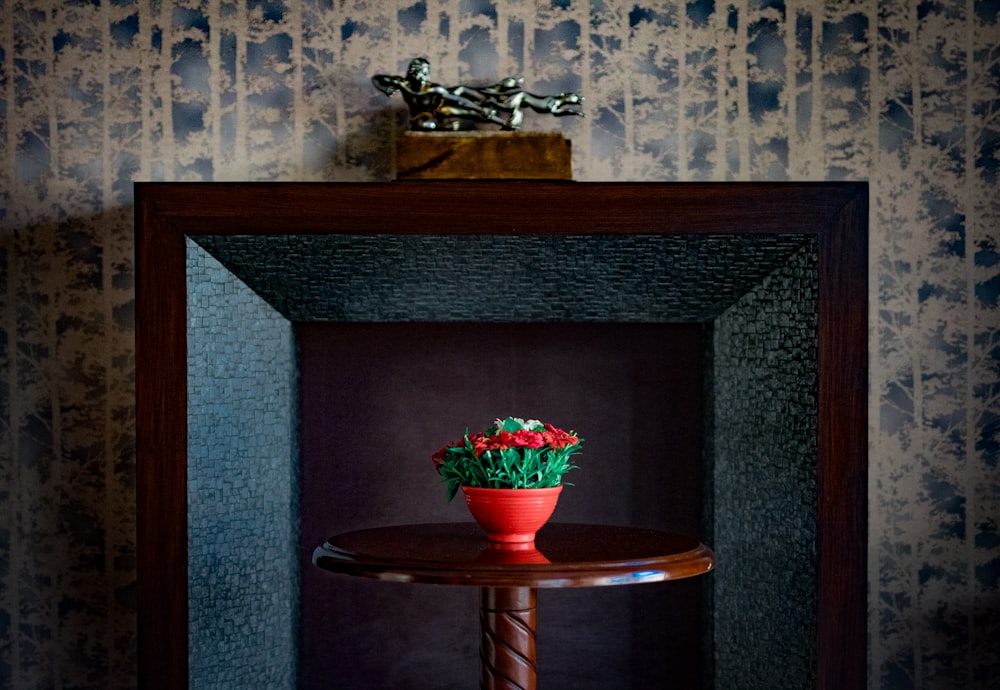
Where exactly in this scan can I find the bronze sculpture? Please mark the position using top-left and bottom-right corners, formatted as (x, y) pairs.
(372, 58), (584, 131)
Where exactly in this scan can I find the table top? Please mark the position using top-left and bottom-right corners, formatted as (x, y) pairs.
(312, 522), (714, 588)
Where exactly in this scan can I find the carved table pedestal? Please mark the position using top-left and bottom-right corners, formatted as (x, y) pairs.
(313, 522), (714, 690)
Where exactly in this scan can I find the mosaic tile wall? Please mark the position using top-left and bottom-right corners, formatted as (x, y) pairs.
(1, 2), (998, 688)
(194, 233), (811, 322)
(710, 245), (818, 690)
(185, 240), (298, 689)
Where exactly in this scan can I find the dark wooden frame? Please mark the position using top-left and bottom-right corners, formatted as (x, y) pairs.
(135, 181), (868, 690)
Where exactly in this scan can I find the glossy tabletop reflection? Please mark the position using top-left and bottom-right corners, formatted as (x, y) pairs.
(312, 522), (714, 588)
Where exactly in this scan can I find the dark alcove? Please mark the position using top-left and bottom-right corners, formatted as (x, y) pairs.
(298, 322), (705, 688)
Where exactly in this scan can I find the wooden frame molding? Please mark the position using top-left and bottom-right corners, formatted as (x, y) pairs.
(135, 181), (868, 689)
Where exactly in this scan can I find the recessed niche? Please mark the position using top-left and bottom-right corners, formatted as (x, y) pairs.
(136, 181), (867, 690)
(296, 321), (706, 689)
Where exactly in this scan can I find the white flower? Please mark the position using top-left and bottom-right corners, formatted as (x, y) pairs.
(491, 417), (545, 432)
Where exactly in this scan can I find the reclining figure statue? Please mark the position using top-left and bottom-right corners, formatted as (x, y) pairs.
(373, 58), (584, 132)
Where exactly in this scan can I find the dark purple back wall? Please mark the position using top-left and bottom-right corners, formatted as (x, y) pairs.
(298, 323), (705, 689)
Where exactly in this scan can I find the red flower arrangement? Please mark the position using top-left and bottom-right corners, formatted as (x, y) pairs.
(433, 417), (583, 501)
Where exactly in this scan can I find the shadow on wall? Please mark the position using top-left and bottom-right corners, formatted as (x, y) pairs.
(2, 206), (137, 686)
(319, 100), (403, 182)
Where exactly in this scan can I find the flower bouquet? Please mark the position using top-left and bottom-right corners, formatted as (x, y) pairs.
(432, 417), (583, 501)
(432, 417), (583, 543)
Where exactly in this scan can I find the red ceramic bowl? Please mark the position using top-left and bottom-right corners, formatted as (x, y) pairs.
(461, 485), (563, 543)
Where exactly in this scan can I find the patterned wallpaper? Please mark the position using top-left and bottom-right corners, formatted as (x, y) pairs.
(0, 1), (997, 689)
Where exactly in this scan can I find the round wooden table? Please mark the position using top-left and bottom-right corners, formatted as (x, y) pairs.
(313, 523), (714, 690)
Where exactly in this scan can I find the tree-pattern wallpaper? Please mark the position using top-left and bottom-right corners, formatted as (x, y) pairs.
(1, 1), (997, 688)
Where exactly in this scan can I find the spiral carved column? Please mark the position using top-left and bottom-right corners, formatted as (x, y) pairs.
(479, 587), (538, 690)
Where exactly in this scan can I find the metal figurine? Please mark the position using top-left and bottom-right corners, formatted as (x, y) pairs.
(372, 58), (584, 132)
